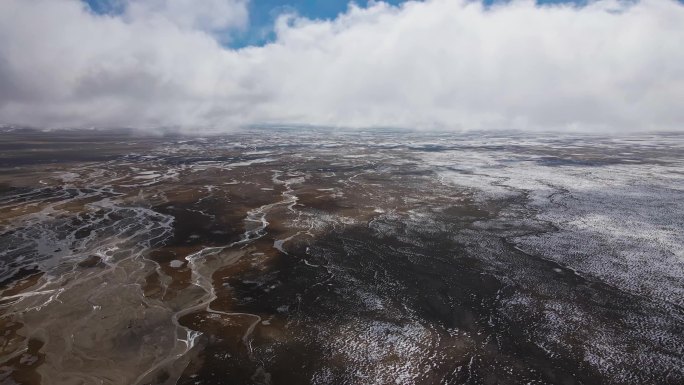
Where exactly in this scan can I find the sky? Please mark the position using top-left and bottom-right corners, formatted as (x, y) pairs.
(81, 1), (421, 47)
(0, 0), (683, 132)
(82, 0), (578, 48)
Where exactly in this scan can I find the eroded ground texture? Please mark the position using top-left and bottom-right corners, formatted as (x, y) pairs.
(0, 129), (682, 385)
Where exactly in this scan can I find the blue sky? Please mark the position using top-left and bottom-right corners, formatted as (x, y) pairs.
(237, 0), (411, 46)
(236, 0), (408, 46)
(83, 0), (577, 48)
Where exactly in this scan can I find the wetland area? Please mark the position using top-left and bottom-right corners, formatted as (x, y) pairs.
(0, 128), (682, 385)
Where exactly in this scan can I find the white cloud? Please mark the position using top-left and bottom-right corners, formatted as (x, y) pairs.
(125, 0), (249, 32)
(0, 0), (682, 132)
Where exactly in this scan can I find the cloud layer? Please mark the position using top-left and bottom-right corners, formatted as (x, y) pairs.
(0, 0), (683, 132)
